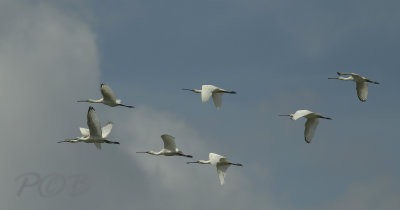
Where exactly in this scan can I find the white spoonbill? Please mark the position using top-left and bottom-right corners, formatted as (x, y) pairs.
(77, 83), (135, 108)
(329, 72), (379, 102)
(279, 110), (332, 143)
(136, 134), (193, 158)
(187, 153), (242, 185)
(182, 85), (236, 109)
(58, 106), (119, 149)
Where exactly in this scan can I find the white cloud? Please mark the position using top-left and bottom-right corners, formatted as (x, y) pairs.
(0, 2), (278, 209)
(115, 106), (279, 210)
(0, 1), (103, 209)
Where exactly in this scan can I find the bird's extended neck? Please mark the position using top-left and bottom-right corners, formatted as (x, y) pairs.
(328, 76), (353, 81)
(136, 151), (162, 155)
(182, 88), (201, 93)
(279, 114), (293, 118)
(77, 98), (103, 103)
(187, 160), (210, 164)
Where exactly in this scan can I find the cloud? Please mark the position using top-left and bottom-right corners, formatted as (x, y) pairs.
(115, 106), (279, 210)
(0, 1), (120, 209)
(0, 2), (277, 209)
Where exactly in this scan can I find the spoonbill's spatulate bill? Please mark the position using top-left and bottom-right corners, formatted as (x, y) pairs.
(58, 106), (119, 149)
(182, 85), (236, 109)
(187, 153), (242, 185)
(279, 110), (332, 143)
(329, 72), (379, 102)
(136, 134), (193, 158)
(78, 83), (135, 108)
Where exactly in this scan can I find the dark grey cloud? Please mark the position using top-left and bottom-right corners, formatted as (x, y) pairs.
(2, 0), (400, 210)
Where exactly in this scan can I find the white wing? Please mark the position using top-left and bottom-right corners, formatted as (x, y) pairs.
(94, 143), (102, 150)
(79, 127), (90, 137)
(292, 110), (314, 120)
(338, 72), (361, 77)
(212, 92), (223, 109)
(209, 153), (225, 166)
(87, 107), (102, 139)
(101, 122), (113, 138)
(161, 134), (177, 151)
(216, 163), (230, 185)
(100, 84), (117, 102)
(356, 82), (368, 102)
(338, 72), (367, 81)
(304, 118), (319, 143)
(201, 85), (218, 103)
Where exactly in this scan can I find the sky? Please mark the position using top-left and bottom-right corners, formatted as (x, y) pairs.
(1, 0), (400, 209)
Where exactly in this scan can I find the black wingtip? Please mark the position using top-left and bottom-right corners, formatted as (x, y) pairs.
(305, 138), (311, 144)
(89, 106), (95, 111)
(358, 97), (367, 102)
(336, 72), (341, 75)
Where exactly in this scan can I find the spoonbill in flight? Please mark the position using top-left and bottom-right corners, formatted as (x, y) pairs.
(136, 134), (193, 158)
(58, 106), (119, 149)
(78, 83), (135, 108)
(279, 110), (332, 143)
(329, 72), (379, 102)
(182, 85), (236, 109)
(187, 153), (242, 185)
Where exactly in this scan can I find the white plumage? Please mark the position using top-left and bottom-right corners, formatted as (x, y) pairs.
(77, 83), (135, 108)
(187, 153), (242, 185)
(136, 134), (193, 158)
(329, 72), (379, 102)
(280, 110), (332, 143)
(58, 106), (119, 149)
(183, 85), (236, 109)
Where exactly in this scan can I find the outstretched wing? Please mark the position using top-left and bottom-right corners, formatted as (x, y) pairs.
(212, 93), (223, 109)
(209, 153), (225, 166)
(100, 84), (117, 102)
(216, 163), (230, 185)
(304, 118), (319, 143)
(338, 72), (366, 81)
(101, 122), (113, 138)
(338, 72), (360, 77)
(161, 134), (177, 151)
(201, 85), (217, 103)
(94, 143), (102, 150)
(87, 106), (102, 139)
(356, 82), (368, 102)
(292, 110), (313, 120)
(79, 127), (90, 137)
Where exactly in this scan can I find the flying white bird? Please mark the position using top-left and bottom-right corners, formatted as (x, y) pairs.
(136, 134), (193, 158)
(329, 72), (379, 102)
(182, 85), (236, 109)
(187, 153), (242, 185)
(279, 110), (332, 143)
(58, 106), (119, 149)
(77, 83), (135, 108)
